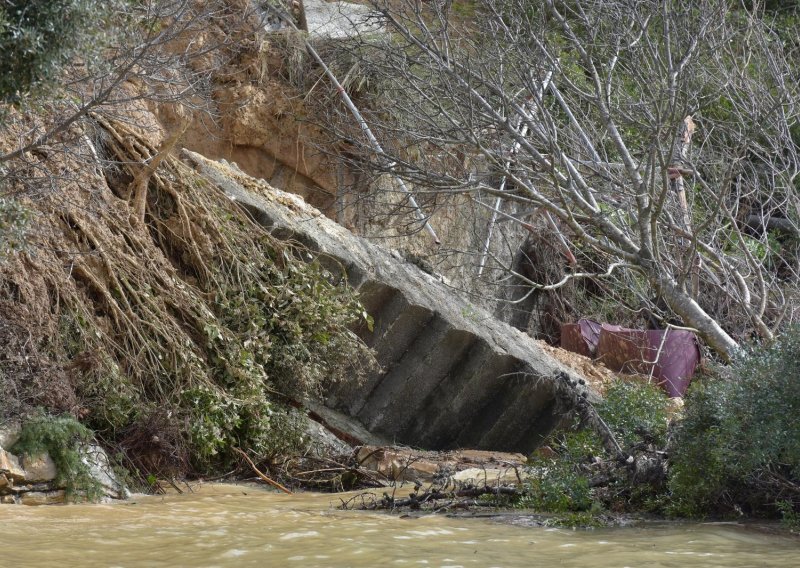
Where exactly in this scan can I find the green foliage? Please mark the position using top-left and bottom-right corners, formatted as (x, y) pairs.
(180, 384), (305, 466)
(11, 413), (103, 502)
(669, 327), (800, 518)
(217, 250), (371, 401)
(541, 510), (608, 529)
(523, 379), (670, 515)
(522, 456), (593, 513)
(0, 197), (29, 256)
(598, 380), (669, 449)
(36, 130), (379, 479)
(66, 350), (139, 434)
(0, 0), (109, 102)
(72, 250), (371, 474)
(777, 501), (800, 531)
(178, 248), (373, 471)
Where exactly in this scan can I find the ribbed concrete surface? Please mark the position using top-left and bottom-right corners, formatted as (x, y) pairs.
(184, 150), (589, 454)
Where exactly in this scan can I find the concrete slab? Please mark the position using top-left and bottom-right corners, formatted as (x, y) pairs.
(182, 149), (594, 454)
(304, 0), (384, 39)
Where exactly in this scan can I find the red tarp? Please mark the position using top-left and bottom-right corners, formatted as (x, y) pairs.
(560, 319), (602, 358)
(560, 319), (700, 397)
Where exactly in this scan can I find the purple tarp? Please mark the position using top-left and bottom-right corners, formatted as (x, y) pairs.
(560, 319), (602, 358)
(560, 319), (700, 398)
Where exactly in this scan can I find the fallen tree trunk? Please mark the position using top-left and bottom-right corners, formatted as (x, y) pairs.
(745, 215), (799, 236)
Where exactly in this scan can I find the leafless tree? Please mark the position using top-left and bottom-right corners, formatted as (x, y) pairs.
(320, 0), (800, 359)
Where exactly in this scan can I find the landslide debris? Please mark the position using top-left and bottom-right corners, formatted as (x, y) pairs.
(0, 112), (374, 483)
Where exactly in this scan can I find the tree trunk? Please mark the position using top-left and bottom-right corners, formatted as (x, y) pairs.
(653, 273), (739, 361)
(669, 116), (700, 298)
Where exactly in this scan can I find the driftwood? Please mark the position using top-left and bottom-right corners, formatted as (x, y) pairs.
(233, 447), (294, 495)
(338, 372), (671, 515)
(283, 453), (389, 491)
(341, 483), (524, 512)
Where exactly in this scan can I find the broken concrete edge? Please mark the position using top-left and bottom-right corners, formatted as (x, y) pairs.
(304, 400), (390, 448)
(0, 424), (128, 505)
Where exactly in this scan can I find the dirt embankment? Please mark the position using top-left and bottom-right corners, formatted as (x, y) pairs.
(0, 87), (373, 481)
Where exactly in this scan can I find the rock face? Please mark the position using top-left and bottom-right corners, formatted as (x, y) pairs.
(19, 453), (58, 483)
(184, 150), (593, 455)
(0, 448), (25, 482)
(82, 444), (130, 501)
(0, 424), (127, 505)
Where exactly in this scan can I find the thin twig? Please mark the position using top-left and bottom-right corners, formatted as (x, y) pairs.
(233, 447), (294, 495)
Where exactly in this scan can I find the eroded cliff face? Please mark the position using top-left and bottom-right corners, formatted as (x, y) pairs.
(148, 11), (347, 217)
(156, 81), (344, 214)
(146, 5), (534, 311)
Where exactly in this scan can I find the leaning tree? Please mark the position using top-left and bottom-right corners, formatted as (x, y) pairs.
(319, 0), (800, 359)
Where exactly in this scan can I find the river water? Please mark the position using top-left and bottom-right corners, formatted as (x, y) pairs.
(1, 484), (796, 567)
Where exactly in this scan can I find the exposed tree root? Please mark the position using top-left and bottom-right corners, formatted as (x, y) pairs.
(0, 113), (373, 480)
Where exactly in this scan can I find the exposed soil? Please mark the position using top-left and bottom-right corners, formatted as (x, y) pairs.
(533, 339), (619, 395)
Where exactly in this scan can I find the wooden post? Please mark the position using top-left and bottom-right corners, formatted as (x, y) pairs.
(668, 116), (700, 298)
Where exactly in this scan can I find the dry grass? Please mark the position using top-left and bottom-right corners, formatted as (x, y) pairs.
(0, 114), (373, 479)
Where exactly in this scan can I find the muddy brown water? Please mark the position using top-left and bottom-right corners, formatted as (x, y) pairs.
(1, 484), (796, 567)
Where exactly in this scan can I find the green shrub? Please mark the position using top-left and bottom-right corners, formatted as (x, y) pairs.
(523, 456), (593, 513)
(0, 0), (110, 101)
(777, 500), (800, 531)
(216, 253), (373, 402)
(523, 379), (670, 515)
(669, 327), (800, 518)
(598, 379), (669, 449)
(11, 413), (103, 502)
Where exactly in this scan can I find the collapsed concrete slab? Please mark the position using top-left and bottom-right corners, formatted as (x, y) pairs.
(183, 150), (591, 454)
(303, 0), (383, 39)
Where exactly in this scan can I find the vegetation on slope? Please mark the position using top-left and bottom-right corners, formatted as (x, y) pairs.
(10, 413), (103, 501)
(0, 113), (373, 482)
(518, 325), (800, 524)
(0, 0), (381, 488)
